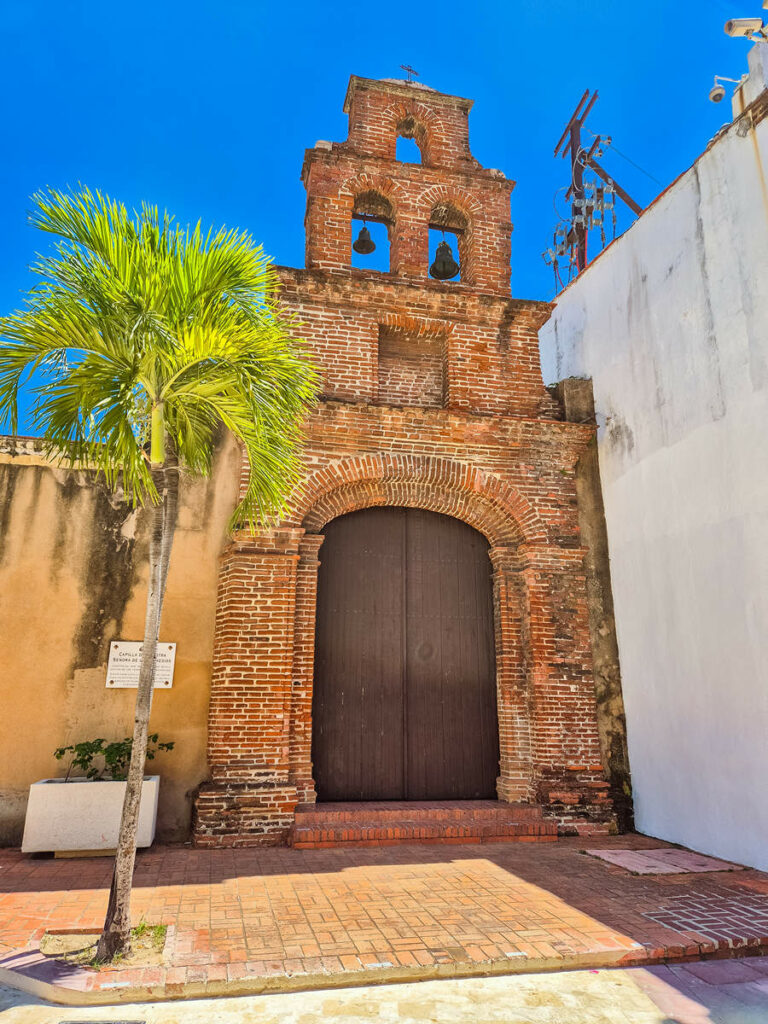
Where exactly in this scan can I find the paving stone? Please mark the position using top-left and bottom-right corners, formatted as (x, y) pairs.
(1, 836), (768, 999)
(681, 958), (768, 984)
(587, 848), (744, 874)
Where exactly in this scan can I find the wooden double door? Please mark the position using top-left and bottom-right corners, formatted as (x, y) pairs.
(312, 507), (499, 801)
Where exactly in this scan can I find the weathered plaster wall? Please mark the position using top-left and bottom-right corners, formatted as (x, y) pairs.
(0, 435), (240, 845)
(539, 49), (768, 870)
(553, 378), (632, 832)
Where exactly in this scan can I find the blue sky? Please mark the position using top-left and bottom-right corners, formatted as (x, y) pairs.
(1, 0), (756, 430)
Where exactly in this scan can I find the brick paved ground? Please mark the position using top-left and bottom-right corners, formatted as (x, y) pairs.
(1, 834), (768, 1003)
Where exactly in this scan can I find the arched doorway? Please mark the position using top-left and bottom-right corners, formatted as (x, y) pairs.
(312, 507), (499, 801)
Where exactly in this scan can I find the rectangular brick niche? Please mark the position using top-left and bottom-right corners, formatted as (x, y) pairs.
(377, 327), (446, 409)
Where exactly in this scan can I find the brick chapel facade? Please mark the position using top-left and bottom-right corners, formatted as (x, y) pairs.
(193, 75), (614, 846)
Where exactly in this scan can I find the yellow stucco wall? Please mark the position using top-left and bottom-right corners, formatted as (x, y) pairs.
(0, 435), (240, 845)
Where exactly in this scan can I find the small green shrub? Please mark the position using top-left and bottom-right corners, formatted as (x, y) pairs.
(54, 734), (174, 781)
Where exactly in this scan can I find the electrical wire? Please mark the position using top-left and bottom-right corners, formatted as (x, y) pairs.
(584, 127), (661, 185)
(607, 143), (662, 185)
(552, 185), (571, 222)
(554, 262), (564, 292)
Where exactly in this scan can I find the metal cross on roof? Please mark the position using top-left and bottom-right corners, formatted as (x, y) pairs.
(400, 64), (419, 82)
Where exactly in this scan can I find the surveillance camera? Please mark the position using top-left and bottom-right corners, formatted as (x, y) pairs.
(724, 17), (764, 37)
(709, 83), (726, 102)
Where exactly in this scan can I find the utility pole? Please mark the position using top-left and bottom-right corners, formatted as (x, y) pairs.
(553, 90), (643, 276)
(554, 90), (597, 274)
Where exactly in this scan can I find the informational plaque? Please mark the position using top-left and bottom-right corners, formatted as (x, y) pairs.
(106, 641), (176, 689)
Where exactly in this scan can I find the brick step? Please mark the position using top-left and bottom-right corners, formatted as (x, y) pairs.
(294, 800), (544, 826)
(290, 815), (557, 849)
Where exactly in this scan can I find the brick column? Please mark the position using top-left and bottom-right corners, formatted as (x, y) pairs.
(194, 529), (303, 846)
(289, 533), (324, 803)
(489, 545), (534, 803)
(519, 543), (614, 836)
(395, 194), (430, 279)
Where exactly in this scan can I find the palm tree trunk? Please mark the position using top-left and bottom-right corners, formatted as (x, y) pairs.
(96, 464), (175, 960)
(158, 453), (178, 601)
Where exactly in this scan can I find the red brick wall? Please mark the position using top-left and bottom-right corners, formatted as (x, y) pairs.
(377, 327), (446, 408)
(342, 77), (475, 166)
(277, 269), (560, 419)
(303, 78), (514, 294)
(194, 75), (614, 846)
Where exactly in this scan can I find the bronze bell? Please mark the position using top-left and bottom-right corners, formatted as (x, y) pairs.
(353, 224), (376, 255)
(430, 239), (460, 280)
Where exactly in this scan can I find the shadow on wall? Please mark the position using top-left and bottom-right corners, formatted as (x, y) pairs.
(0, 433), (241, 847)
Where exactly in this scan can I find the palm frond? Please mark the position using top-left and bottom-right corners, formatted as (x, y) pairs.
(0, 187), (318, 522)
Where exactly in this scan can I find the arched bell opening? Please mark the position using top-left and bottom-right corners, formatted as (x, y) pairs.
(351, 190), (394, 273)
(428, 202), (471, 283)
(289, 459), (544, 809)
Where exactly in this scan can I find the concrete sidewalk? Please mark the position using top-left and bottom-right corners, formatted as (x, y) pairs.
(1, 834), (768, 1005)
(4, 959), (768, 1022)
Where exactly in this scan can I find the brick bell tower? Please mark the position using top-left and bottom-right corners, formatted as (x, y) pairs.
(194, 76), (614, 847)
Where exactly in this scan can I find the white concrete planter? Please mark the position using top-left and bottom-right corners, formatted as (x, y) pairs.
(21, 775), (159, 854)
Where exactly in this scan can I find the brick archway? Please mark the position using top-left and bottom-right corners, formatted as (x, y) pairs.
(284, 455), (546, 808)
(291, 453), (546, 546)
(337, 174), (408, 272)
(380, 99), (446, 165)
(196, 452), (610, 846)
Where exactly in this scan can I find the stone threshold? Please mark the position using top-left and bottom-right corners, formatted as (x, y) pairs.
(290, 799), (558, 848)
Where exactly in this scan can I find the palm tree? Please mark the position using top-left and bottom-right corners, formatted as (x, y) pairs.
(0, 188), (318, 960)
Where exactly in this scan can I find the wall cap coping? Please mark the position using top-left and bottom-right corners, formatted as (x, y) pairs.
(301, 147), (513, 191)
(275, 264), (552, 319)
(304, 399), (593, 441)
(343, 75), (474, 114)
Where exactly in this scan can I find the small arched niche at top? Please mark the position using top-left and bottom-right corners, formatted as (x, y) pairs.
(395, 116), (427, 164)
(396, 135), (422, 164)
(351, 190), (395, 273)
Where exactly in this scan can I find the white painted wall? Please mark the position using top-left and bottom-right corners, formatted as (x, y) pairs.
(539, 46), (768, 871)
